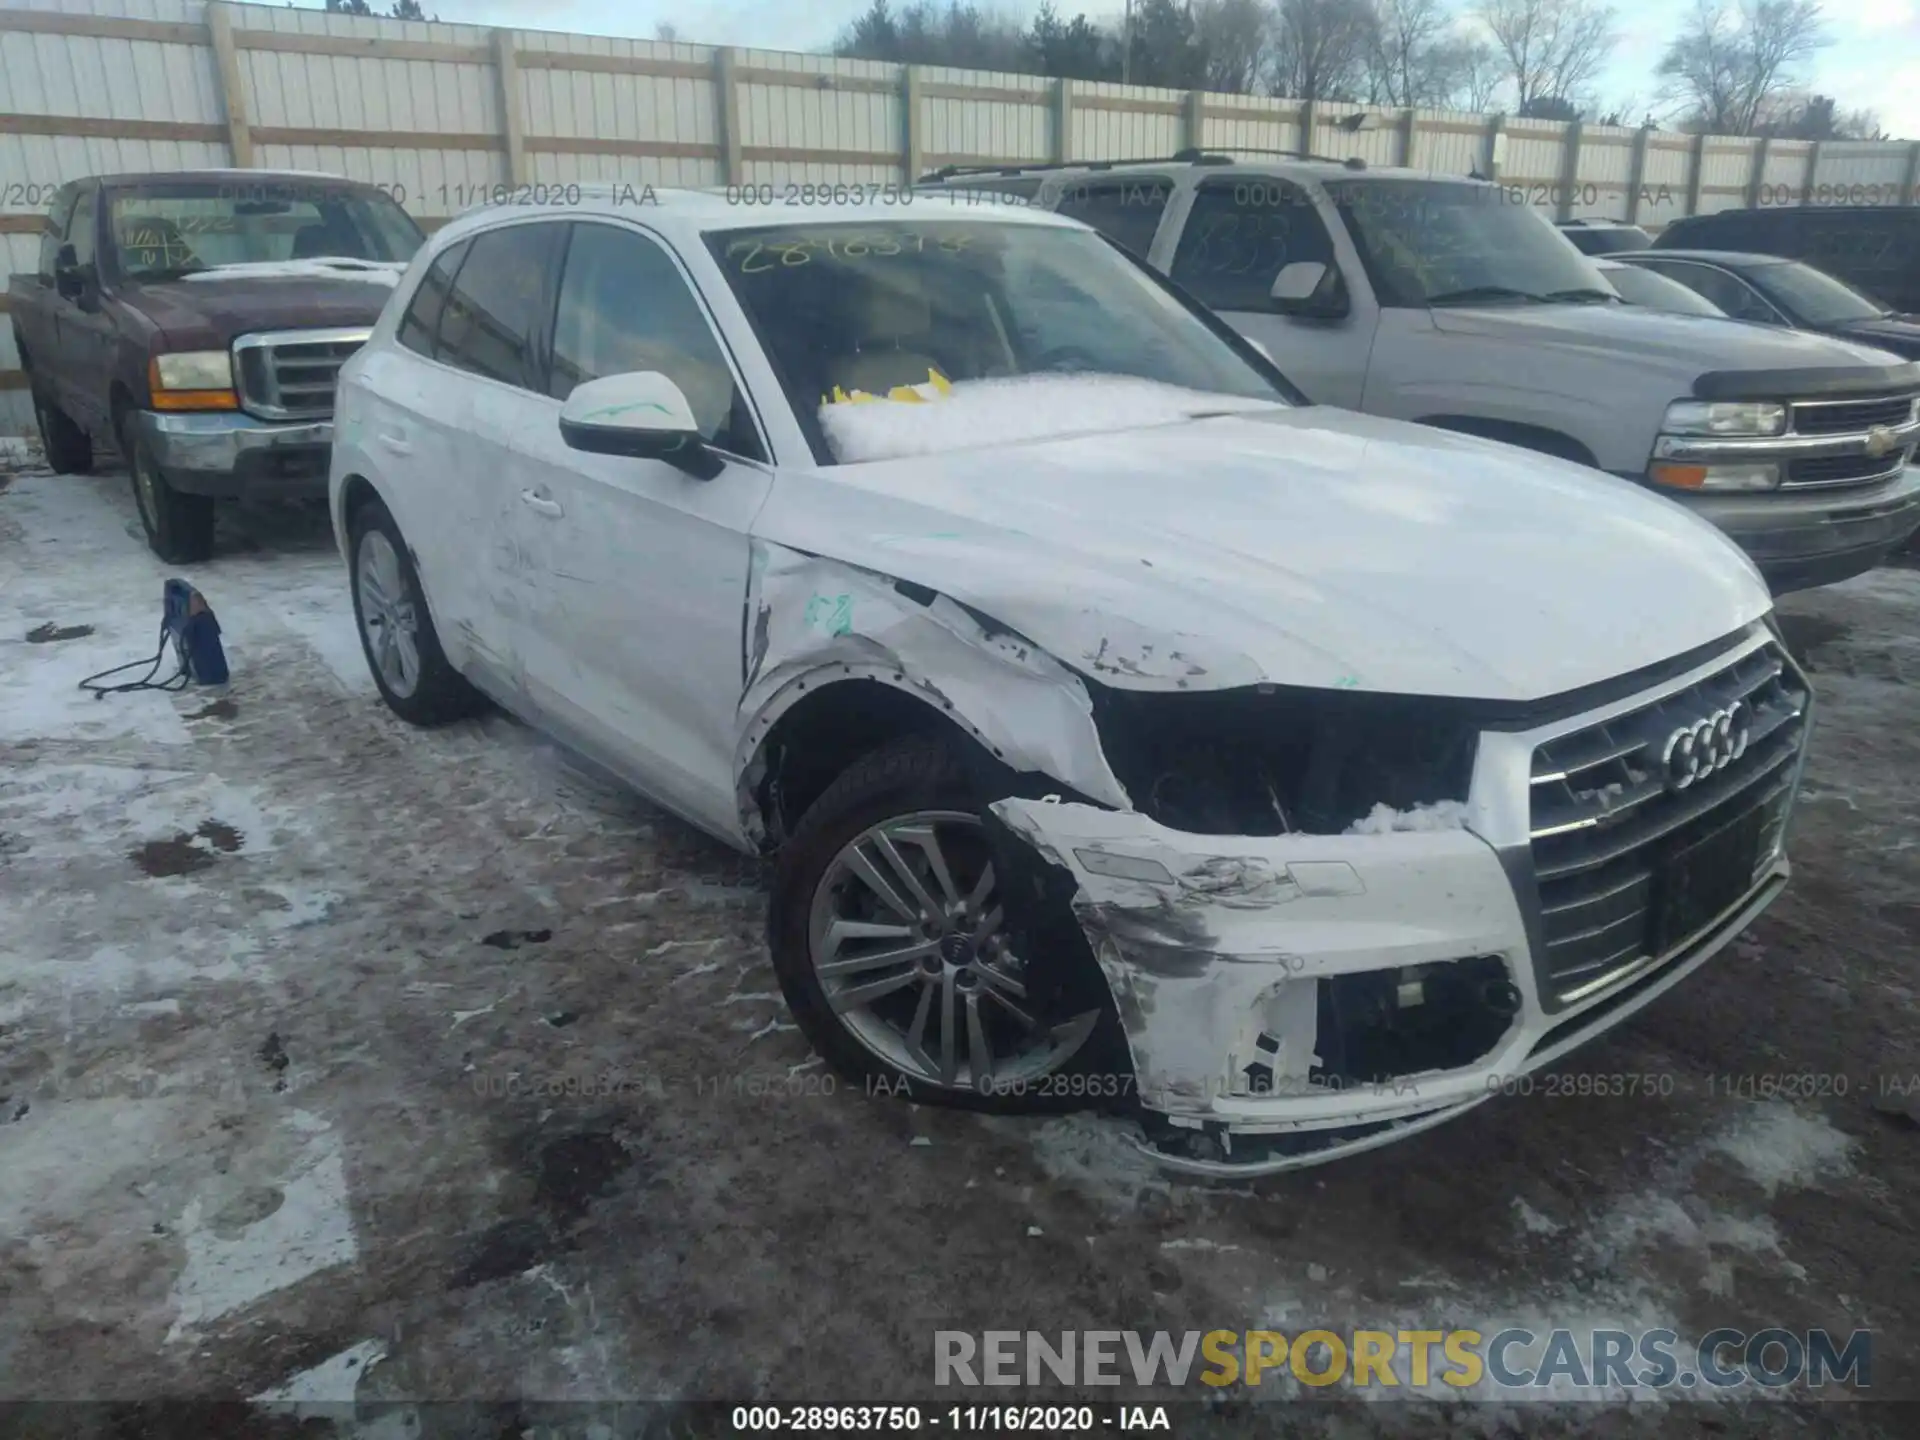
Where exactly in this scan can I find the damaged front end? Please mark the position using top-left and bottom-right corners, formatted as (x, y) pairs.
(982, 630), (1808, 1177)
(733, 534), (1806, 1178)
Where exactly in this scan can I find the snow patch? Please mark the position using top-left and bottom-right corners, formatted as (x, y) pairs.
(817, 374), (1283, 463)
(1004, 1113), (1168, 1211)
(166, 1111), (358, 1342)
(1708, 1102), (1856, 1195)
(1512, 1198), (1563, 1235)
(1345, 799), (1471, 835)
(182, 258), (405, 287)
(252, 1338), (387, 1403)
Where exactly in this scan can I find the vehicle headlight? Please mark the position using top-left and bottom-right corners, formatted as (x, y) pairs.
(1661, 400), (1787, 437)
(149, 350), (237, 411)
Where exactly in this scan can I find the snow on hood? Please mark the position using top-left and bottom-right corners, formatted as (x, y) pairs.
(751, 405), (1773, 704)
(182, 258), (406, 287)
(817, 375), (1286, 463)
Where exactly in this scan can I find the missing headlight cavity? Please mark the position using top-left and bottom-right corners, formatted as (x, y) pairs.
(1087, 682), (1484, 835)
(1303, 956), (1518, 1088)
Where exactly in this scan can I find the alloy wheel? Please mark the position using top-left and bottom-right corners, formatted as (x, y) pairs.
(805, 810), (1098, 1092)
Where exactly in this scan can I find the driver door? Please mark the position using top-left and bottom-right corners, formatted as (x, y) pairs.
(503, 220), (775, 839)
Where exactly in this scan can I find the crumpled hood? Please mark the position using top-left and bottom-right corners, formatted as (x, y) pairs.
(751, 405), (1772, 702)
(125, 272), (394, 351)
(1430, 300), (1908, 370)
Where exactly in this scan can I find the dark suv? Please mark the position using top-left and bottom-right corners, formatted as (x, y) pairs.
(1655, 206), (1920, 315)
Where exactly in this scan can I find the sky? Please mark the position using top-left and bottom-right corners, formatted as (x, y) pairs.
(312, 0), (1920, 140)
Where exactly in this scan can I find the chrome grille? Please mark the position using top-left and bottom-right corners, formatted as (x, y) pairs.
(232, 327), (372, 421)
(1788, 394), (1915, 436)
(1787, 453), (1910, 488)
(1526, 642), (1809, 1005)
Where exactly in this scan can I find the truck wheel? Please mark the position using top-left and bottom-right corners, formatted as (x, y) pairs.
(120, 414), (214, 564)
(32, 387), (92, 475)
(768, 734), (1128, 1113)
(347, 495), (486, 726)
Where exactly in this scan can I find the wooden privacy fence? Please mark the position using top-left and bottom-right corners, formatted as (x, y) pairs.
(4, 0), (1919, 422)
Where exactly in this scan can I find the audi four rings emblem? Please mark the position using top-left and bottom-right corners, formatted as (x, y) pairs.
(1661, 703), (1753, 791)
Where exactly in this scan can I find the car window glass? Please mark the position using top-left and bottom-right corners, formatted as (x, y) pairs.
(67, 186), (98, 270)
(1604, 263), (1725, 316)
(1170, 180), (1338, 312)
(39, 187), (78, 279)
(1642, 261), (1777, 322)
(397, 239), (469, 358)
(1053, 178), (1170, 257)
(1799, 213), (1903, 287)
(549, 222), (762, 459)
(435, 224), (555, 390)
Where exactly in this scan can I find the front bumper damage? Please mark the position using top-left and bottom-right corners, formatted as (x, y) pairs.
(991, 796), (1792, 1177)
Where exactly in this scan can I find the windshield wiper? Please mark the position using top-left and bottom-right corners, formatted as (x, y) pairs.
(1425, 285), (1547, 307)
(1542, 287), (1620, 304)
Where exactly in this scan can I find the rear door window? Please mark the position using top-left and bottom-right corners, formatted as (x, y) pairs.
(434, 223), (561, 390)
(1053, 177), (1171, 258)
(1169, 179), (1337, 312)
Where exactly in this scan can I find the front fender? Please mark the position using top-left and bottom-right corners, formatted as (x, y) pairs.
(733, 540), (1133, 843)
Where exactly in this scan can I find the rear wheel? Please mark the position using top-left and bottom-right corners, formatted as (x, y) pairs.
(347, 496), (486, 726)
(33, 385), (92, 475)
(769, 734), (1127, 1112)
(120, 412), (214, 563)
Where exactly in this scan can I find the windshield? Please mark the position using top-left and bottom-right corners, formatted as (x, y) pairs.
(1602, 263), (1726, 317)
(109, 184), (423, 280)
(707, 221), (1295, 463)
(1329, 179), (1609, 307)
(1743, 259), (1889, 326)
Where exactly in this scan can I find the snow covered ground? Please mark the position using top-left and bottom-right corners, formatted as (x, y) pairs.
(1, 462), (1915, 1432)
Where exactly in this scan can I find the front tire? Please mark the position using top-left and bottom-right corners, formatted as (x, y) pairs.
(347, 496), (486, 726)
(769, 734), (1128, 1113)
(34, 385), (92, 475)
(120, 412), (214, 563)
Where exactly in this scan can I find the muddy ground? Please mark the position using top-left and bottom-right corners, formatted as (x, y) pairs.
(1, 459), (1917, 1437)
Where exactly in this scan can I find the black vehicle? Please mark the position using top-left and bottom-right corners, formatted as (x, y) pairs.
(1616, 250), (1920, 359)
(1654, 205), (1920, 315)
(1554, 218), (1652, 255)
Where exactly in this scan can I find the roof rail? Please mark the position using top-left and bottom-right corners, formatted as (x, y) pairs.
(1189, 145), (1368, 169)
(916, 152), (1236, 183)
(915, 147), (1370, 185)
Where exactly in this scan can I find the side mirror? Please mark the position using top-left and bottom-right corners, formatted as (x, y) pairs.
(558, 372), (723, 480)
(54, 243), (85, 302)
(1269, 260), (1348, 319)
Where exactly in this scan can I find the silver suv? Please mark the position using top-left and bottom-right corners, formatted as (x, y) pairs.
(920, 154), (1920, 593)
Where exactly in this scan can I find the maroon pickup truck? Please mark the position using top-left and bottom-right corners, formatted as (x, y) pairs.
(7, 170), (423, 561)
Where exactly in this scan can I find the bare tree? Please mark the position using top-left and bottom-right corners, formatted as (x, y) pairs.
(1193, 0), (1271, 94)
(1477, 0), (1616, 111)
(1268, 0), (1379, 103)
(1366, 0), (1490, 108)
(653, 21), (679, 43)
(1657, 0), (1827, 136)
(1454, 36), (1505, 110)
